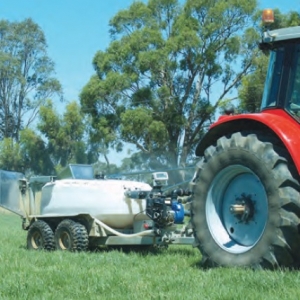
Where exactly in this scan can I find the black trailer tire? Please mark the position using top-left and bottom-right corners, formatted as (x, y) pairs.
(27, 220), (55, 251)
(192, 132), (300, 269)
(55, 219), (88, 251)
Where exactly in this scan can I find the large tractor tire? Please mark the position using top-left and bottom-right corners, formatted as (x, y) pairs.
(27, 220), (55, 251)
(192, 132), (300, 269)
(55, 219), (88, 251)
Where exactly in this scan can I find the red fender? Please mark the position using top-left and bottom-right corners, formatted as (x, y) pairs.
(196, 109), (300, 174)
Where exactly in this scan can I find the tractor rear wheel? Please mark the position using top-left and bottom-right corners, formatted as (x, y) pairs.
(192, 132), (300, 269)
(27, 220), (55, 251)
(55, 219), (88, 251)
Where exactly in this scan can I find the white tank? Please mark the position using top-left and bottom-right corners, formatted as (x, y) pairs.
(40, 179), (152, 229)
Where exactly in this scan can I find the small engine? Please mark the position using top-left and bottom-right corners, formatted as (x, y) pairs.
(146, 195), (185, 227)
(146, 172), (190, 228)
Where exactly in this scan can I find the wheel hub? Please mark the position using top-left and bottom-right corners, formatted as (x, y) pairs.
(230, 193), (255, 223)
(206, 165), (268, 254)
(32, 232), (42, 249)
(59, 232), (71, 250)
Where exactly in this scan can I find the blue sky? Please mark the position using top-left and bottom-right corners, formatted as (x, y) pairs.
(0, 0), (138, 102)
(0, 0), (296, 165)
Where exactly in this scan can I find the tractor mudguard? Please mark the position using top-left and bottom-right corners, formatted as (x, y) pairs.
(196, 109), (300, 174)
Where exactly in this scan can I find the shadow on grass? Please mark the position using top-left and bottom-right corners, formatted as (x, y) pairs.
(165, 246), (199, 257)
(88, 245), (166, 256)
(88, 244), (199, 258)
(189, 259), (300, 272)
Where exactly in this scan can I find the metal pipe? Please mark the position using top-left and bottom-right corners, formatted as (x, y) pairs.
(93, 219), (154, 237)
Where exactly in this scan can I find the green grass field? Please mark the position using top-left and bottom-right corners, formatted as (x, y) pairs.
(1, 213), (300, 300)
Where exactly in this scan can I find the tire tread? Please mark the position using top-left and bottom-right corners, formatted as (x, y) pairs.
(192, 132), (300, 269)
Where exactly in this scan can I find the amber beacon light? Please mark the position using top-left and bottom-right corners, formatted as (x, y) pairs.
(262, 9), (274, 23)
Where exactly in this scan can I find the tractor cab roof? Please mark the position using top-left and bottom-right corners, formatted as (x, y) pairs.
(262, 26), (300, 44)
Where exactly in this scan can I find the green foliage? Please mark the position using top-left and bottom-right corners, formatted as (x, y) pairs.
(120, 107), (169, 152)
(238, 55), (269, 112)
(0, 138), (22, 171)
(0, 18), (62, 141)
(0, 130), (54, 175)
(38, 100), (90, 169)
(19, 129), (54, 175)
(0, 101), (97, 175)
(81, 0), (259, 169)
(0, 91), (96, 175)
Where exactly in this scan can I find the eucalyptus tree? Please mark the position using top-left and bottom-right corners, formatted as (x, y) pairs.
(0, 138), (22, 171)
(0, 18), (62, 141)
(81, 0), (259, 169)
(0, 100), (92, 175)
(38, 100), (89, 172)
(19, 128), (54, 175)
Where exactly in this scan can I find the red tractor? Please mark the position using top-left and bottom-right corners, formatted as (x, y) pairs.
(191, 10), (300, 269)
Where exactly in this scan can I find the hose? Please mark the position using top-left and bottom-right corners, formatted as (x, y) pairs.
(94, 218), (154, 237)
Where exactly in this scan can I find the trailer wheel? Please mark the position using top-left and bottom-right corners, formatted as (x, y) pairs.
(192, 132), (300, 269)
(27, 220), (55, 251)
(55, 219), (88, 251)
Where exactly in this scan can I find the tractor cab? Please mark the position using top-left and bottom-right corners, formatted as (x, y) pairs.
(260, 26), (300, 121)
